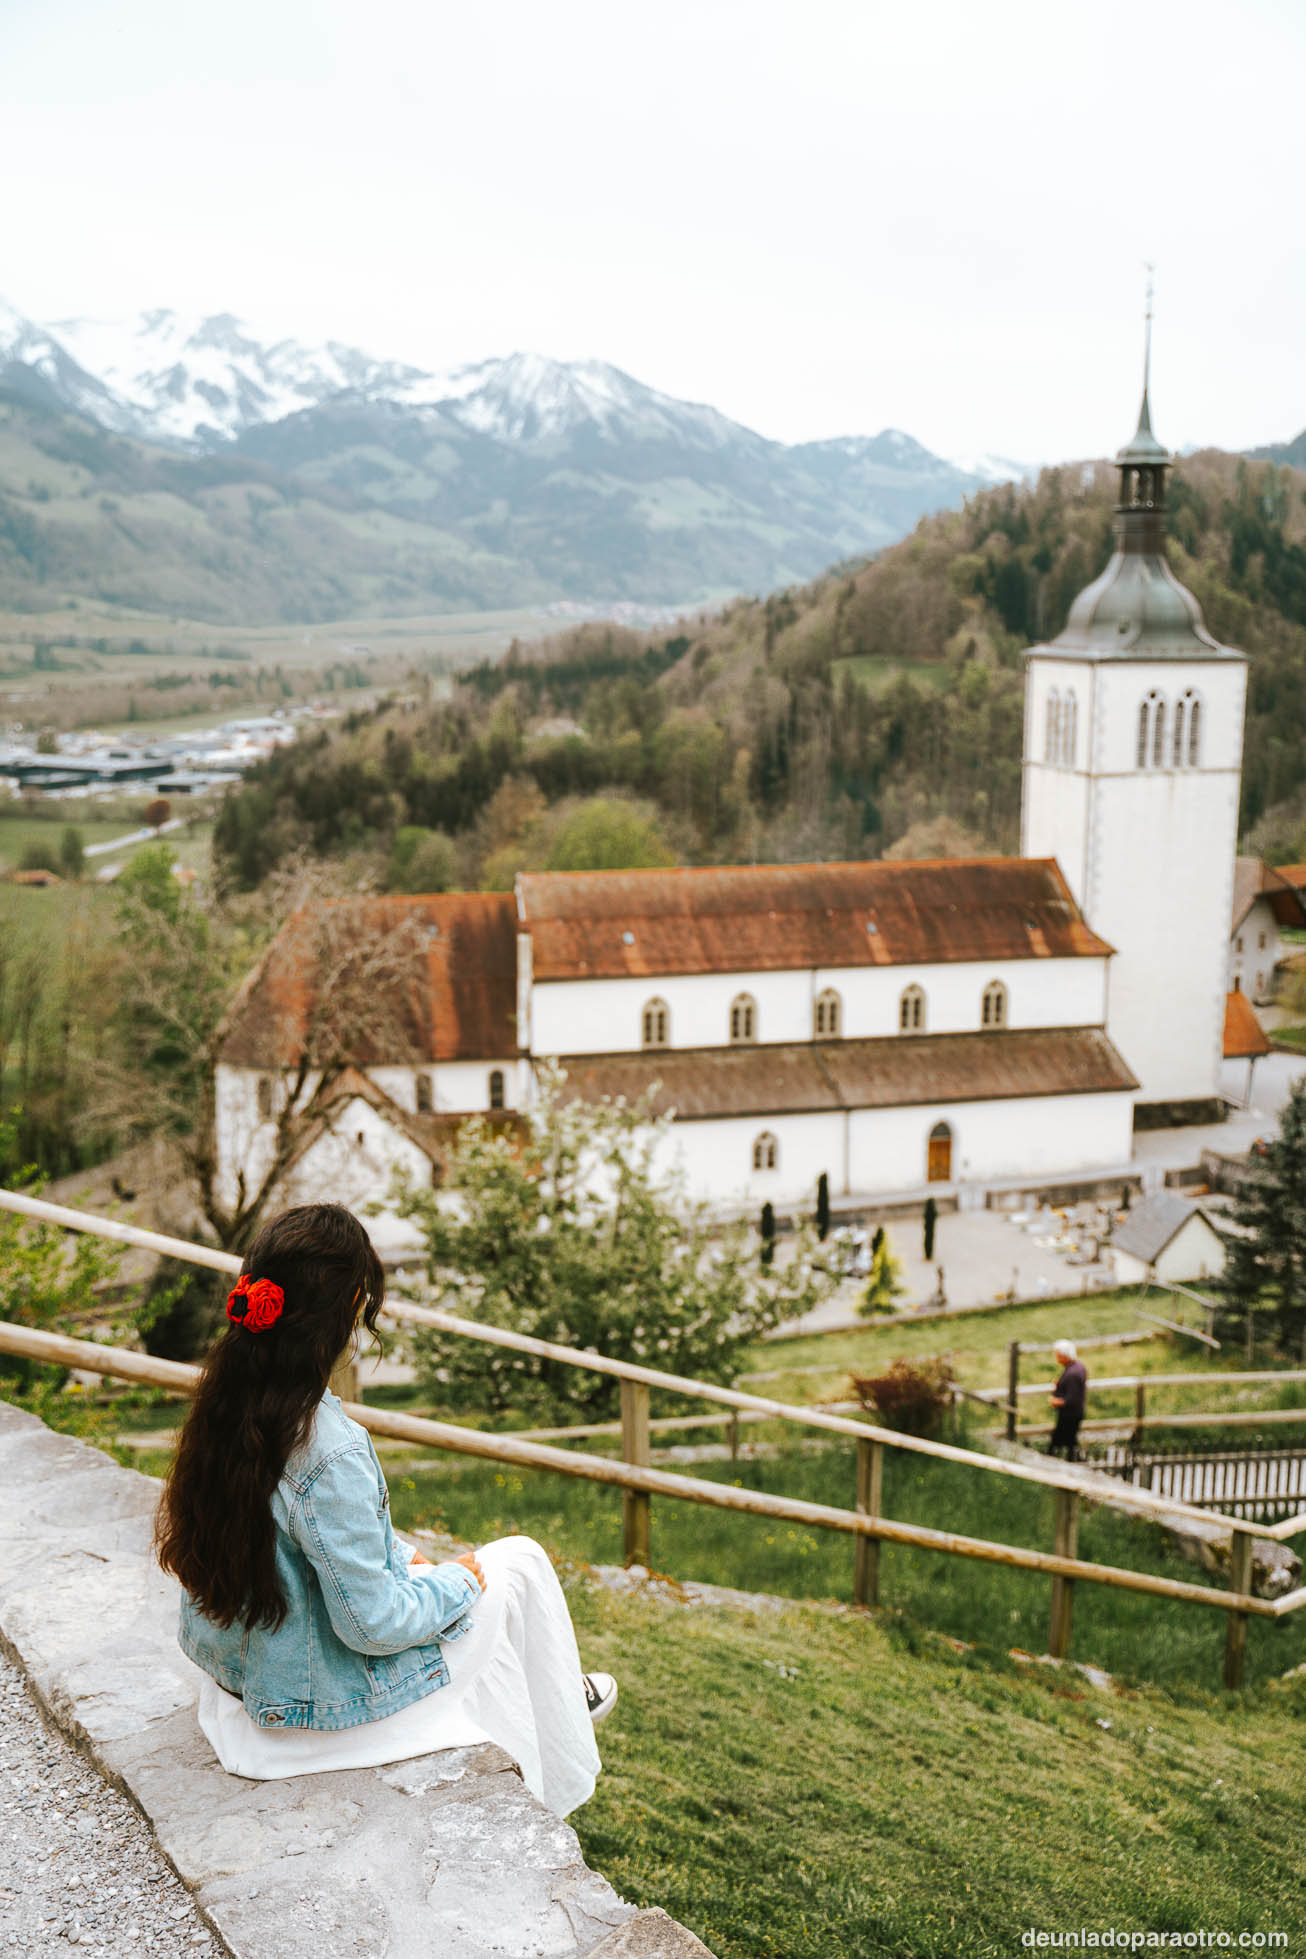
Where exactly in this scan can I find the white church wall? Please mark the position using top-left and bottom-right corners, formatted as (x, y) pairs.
(1023, 656), (1247, 1104)
(633, 1090), (1134, 1208)
(213, 1065), (431, 1243)
(531, 956), (1108, 1059)
(280, 1100), (431, 1255)
(368, 1060), (520, 1114)
(847, 1090), (1132, 1193)
(645, 1111), (849, 1208)
(1020, 659), (1096, 906)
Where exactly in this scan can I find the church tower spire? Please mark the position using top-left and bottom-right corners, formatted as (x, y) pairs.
(1018, 337), (1248, 1117)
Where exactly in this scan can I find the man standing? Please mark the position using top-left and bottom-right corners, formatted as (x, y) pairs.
(1047, 1338), (1087, 1459)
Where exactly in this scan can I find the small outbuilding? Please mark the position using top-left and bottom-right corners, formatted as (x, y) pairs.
(1109, 1191), (1227, 1286)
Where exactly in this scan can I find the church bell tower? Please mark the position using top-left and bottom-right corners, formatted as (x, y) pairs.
(1020, 375), (1247, 1113)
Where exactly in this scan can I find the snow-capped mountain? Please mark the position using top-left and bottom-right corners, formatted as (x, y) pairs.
(41, 307), (431, 447)
(947, 450), (1036, 486)
(0, 297), (1001, 620)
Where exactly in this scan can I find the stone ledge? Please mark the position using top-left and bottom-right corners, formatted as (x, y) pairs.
(0, 1401), (714, 1958)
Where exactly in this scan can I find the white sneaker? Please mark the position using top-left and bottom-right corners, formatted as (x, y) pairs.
(582, 1672), (618, 1724)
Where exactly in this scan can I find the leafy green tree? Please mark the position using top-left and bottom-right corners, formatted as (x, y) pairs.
(543, 798), (673, 873)
(388, 826), (458, 893)
(0, 1130), (123, 1395)
(59, 826), (85, 880)
(395, 1068), (833, 1422)
(1219, 1078), (1306, 1359)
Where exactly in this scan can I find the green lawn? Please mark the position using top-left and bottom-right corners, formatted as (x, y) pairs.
(745, 1289), (1302, 1429)
(567, 1577), (1306, 1958)
(386, 1437), (1306, 1693)
(0, 811), (139, 870)
(1273, 1024), (1306, 1054)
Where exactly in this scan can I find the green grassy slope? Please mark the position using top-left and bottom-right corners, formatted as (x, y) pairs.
(568, 1578), (1306, 1958)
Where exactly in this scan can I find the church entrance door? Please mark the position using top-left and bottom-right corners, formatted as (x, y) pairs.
(927, 1123), (952, 1183)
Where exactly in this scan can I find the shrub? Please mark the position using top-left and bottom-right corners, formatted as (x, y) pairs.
(858, 1233), (907, 1316)
(850, 1357), (955, 1437)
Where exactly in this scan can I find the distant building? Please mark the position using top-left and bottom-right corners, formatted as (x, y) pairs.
(216, 381), (1257, 1223)
(1110, 1191), (1227, 1286)
(1229, 857), (1306, 1002)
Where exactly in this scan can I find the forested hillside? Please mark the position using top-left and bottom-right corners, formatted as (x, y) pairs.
(214, 449), (1306, 891)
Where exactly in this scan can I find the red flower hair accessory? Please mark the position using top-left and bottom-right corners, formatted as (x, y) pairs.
(226, 1274), (285, 1332)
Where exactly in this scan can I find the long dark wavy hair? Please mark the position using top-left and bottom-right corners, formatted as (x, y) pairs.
(155, 1203), (385, 1631)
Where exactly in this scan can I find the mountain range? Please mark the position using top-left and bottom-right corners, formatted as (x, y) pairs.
(0, 301), (1021, 623)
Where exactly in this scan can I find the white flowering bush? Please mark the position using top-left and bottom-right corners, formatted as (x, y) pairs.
(393, 1067), (833, 1422)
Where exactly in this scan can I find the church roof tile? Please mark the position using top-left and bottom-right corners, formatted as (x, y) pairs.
(554, 1026), (1137, 1120)
(519, 858), (1110, 982)
(218, 892), (519, 1068)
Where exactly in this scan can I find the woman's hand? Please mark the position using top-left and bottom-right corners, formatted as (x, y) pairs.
(454, 1551), (486, 1593)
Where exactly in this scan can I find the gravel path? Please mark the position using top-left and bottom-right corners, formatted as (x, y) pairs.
(0, 1649), (222, 1956)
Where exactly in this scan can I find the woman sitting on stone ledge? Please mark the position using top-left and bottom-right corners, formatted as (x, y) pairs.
(154, 1201), (616, 1816)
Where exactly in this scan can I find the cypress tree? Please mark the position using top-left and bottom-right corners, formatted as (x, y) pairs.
(760, 1201), (776, 1268)
(923, 1196), (938, 1262)
(815, 1171), (830, 1242)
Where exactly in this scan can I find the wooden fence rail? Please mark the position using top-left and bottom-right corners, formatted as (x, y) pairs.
(5, 1187), (1306, 1688)
(2, 1317), (1304, 1693)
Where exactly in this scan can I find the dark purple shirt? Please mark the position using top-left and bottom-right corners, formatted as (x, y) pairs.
(1054, 1360), (1087, 1418)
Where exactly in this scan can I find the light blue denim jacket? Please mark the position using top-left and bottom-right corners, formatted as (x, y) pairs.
(178, 1389), (478, 1731)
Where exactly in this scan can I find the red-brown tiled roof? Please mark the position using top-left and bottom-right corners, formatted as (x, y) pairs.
(219, 893), (518, 1068)
(518, 859), (1110, 982)
(1222, 990), (1271, 1060)
(1231, 857), (1306, 933)
(554, 1026), (1137, 1120)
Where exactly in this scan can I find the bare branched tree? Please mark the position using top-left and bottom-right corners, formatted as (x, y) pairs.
(84, 847), (434, 1252)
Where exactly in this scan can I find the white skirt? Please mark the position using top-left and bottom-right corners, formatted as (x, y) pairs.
(196, 1536), (602, 1818)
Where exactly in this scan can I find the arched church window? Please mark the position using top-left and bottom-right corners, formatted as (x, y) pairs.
(752, 1131), (778, 1172)
(488, 1069), (505, 1110)
(1152, 696), (1168, 770)
(1061, 689), (1077, 767)
(642, 998), (669, 1048)
(730, 993), (757, 1044)
(415, 1073), (433, 1114)
(1137, 698), (1150, 768)
(1172, 694), (1187, 767)
(256, 1076), (274, 1121)
(1044, 688), (1060, 764)
(814, 988), (842, 1039)
(899, 984), (925, 1033)
(981, 979), (1008, 1028)
(1187, 695), (1202, 767)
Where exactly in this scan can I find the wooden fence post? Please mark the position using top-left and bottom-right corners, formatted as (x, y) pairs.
(1006, 1341), (1020, 1442)
(1133, 1379), (1146, 1442)
(1048, 1489), (1079, 1659)
(330, 1351), (360, 1402)
(853, 1439), (883, 1608)
(620, 1379), (652, 1568)
(1223, 1529), (1254, 1691)
(728, 1412), (740, 1461)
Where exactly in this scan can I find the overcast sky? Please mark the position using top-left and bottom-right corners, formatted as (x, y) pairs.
(3, 0), (1302, 463)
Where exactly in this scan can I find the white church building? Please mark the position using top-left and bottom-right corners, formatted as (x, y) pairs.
(215, 386), (1249, 1229)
